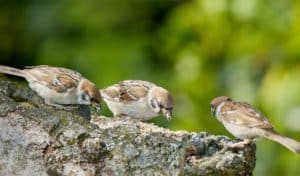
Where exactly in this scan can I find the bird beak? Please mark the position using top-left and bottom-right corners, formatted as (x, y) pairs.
(210, 105), (216, 116)
(162, 109), (172, 120)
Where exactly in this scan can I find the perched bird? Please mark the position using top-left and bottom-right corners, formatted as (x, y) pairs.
(210, 96), (300, 153)
(100, 80), (173, 120)
(0, 65), (101, 110)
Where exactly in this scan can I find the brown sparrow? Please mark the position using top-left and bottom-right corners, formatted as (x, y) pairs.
(100, 80), (173, 120)
(0, 65), (101, 110)
(210, 96), (300, 153)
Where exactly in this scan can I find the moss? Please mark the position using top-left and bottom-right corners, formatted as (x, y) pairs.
(0, 92), (16, 116)
(0, 79), (256, 176)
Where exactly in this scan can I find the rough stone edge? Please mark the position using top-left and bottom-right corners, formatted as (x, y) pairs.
(0, 79), (256, 176)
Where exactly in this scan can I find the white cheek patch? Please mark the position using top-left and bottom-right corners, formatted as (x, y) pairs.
(149, 99), (160, 113)
(215, 101), (227, 122)
(77, 93), (91, 105)
(216, 102), (226, 116)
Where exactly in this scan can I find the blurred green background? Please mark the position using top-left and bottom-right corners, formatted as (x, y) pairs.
(1, 0), (300, 175)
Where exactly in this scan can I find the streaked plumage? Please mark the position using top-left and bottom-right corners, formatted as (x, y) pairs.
(100, 80), (173, 120)
(210, 96), (300, 153)
(0, 65), (101, 110)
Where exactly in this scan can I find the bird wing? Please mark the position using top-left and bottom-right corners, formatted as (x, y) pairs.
(25, 66), (80, 93)
(101, 80), (153, 103)
(221, 101), (273, 129)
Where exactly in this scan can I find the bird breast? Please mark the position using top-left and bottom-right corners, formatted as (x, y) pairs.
(104, 97), (158, 119)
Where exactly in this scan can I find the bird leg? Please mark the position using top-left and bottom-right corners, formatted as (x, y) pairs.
(219, 139), (252, 153)
(229, 139), (252, 148)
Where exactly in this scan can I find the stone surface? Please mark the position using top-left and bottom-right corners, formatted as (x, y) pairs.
(0, 79), (256, 176)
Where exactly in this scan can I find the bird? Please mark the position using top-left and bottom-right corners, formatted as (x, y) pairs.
(210, 96), (300, 153)
(100, 80), (173, 121)
(0, 65), (101, 110)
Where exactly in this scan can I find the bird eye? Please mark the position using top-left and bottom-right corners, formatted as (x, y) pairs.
(166, 107), (173, 111)
(158, 103), (166, 109)
(90, 97), (99, 103)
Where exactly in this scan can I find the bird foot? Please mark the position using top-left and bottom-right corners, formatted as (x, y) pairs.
(228, 139), (252, 149)
(219, 139), (252, 153)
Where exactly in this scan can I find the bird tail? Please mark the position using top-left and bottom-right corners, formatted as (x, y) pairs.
(263, 129), (300, 154)
(0, 65), (25, 78)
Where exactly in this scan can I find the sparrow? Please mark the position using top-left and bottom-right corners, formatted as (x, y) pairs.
(0, 65), (101, 110)
(100, 80), (173, 120)
(210, 96), (300, 153)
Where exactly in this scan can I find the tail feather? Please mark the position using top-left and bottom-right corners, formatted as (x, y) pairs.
(264, 130), (300, 154)
(0, 65), (25, 78)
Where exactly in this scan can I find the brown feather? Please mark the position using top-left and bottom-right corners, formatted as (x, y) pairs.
(80, 79), (101, 103)
(221, 101), (273, 129)
(101, 80), (153, 103)
(25, 66), (80, 93)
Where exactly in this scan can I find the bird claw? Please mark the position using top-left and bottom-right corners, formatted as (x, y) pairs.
(219, 139), (252, 153)
(227, 139), (252, 149)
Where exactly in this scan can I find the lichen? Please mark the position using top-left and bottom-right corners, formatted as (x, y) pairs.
(0, 79), (256, 176)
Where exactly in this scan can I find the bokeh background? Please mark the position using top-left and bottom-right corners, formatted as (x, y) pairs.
(1, 0), (300, 175)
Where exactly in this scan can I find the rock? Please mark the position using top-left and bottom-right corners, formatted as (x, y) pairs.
(0, 79), (256, 176)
